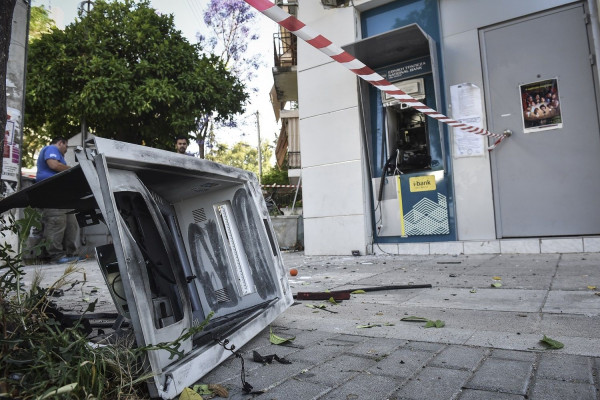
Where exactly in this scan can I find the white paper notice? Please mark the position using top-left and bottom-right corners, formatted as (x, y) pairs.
(450, 83), (485, 157)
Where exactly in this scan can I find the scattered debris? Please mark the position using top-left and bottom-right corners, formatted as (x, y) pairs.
(253, 351), (291, 365)
(438, 261), (462, 264)
(470, 288), (477, 293)
(540, 335), (564, 349)
(305, 304), (337, 313)
(295, 284), (432, 301)
(356, 322), (394, 329)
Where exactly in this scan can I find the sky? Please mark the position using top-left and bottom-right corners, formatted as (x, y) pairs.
(31, 0), (281, 154)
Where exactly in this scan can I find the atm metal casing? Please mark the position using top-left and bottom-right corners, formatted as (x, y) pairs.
(0, 138), (293, 399)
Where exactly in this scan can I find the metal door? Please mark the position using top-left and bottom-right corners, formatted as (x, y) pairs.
(481, 3), (600, 237)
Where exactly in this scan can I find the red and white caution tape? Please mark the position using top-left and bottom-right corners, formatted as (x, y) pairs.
(244, 0), (508, 149)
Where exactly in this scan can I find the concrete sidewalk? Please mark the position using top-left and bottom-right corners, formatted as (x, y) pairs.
(24, 252), (600, 399)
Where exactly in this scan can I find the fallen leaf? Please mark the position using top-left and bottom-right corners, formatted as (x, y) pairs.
(269, 327), (296, 345)
(191, 384), (212, 395)
(400, 316), (429, 322)
(491, 282), (502, 288)
(424, 320), (445, 329)
(540, 335), (564, 349)
(208, 384), (229, 398)
(351, 290), (366, 294)
(180, 387), (203, 400)
(493, 276), (502, 280)
(357, 323), (382, 329)
(587, 285), (597, 290)
(470, 288), (477, 293)
(328, 297), (338, 305)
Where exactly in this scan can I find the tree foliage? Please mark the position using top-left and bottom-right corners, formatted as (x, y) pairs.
(195, 0), (262, 157)
(25, 0), (247, 161)
(206, 140), (273, 177)
(28, 6), (55, 42)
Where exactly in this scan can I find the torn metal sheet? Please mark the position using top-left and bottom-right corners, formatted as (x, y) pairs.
(0, 138), (293, 399)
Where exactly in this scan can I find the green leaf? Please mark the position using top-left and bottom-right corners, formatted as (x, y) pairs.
(350, 290), (366, 294)
(491, 282), (502, 288)
(179, 387), (204, 400)
(269, 327), (295, 345)
(401, 316), (429, 322)
(424, 320), (445, 329)
(328, 297), (338, 305)
(540, 335), (564, 349)
(357, 324), (381, 329)
(470, 288), (477, 293)
(191, 384), (212, 395)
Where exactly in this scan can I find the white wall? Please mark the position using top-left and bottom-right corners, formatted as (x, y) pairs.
(297, 4), (369, 255)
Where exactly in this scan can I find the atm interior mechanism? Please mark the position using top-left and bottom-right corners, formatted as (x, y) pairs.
(0, 137), (293, 399)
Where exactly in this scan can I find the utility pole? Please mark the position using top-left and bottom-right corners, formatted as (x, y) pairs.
(256, 110), (262, 183)
(78, 1), (94, 148)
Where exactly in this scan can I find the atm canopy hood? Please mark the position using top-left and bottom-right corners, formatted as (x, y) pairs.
(342, 24), (434, 70)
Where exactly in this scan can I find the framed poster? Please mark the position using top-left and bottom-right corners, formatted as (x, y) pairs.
(520, 78), (563, 133)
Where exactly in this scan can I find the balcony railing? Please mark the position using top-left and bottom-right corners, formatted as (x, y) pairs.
(273, 30), (297, 68)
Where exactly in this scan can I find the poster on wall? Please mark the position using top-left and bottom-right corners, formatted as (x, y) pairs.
(2, 107), (22, 183)
(450, 83), (485, 158)
(520, 78), (562, 133)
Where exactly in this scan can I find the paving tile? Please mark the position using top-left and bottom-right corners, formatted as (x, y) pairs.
(392, 367), (471, 400)
(345, 337), (407, 359)
(430, 345), (487, 371)
(320, 372), (403, 400)
(404, 341), (445, 353)
(367, 347), (435, 379)
(464, 358), (533, 395)
(529, 378), (596, 400)
(242, 359), (314, 392)
(490, 349), (537, 362)
(535, 354), (593, 383)
(457, 389), (525, 400)
(254, 378), (332, 400)
(295, 354), (378, 386)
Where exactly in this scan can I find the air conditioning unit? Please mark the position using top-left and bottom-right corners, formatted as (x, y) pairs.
(321, 0), (350, 8)
(383, 77), (425, 107)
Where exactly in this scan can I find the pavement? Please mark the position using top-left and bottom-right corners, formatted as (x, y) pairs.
(23, 251), (600, 399)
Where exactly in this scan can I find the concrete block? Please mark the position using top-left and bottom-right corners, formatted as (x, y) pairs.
(430, 241), (464, 255)
(397, 243), (431, 255)
(373, 243), (399, 255)
(540, 238), (583, 253)
(464, 240), (501, 254)
(500, 239), (540, 254)
(464, 358), (533, 395)
(583, 237), (600, 252)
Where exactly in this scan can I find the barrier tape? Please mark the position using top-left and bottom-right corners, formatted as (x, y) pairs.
(244, 0), (509, 150)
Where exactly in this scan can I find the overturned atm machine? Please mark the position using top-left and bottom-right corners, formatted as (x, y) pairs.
(0, 138), (293, 399)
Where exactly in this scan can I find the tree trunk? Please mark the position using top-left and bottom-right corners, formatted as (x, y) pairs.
(0, 0), (18, 138)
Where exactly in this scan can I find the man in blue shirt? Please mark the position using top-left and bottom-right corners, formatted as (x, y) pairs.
(36, 137), (70, 181)
(36, 137), (79, 263)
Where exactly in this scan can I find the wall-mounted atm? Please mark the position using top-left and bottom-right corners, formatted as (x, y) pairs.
(343, 24), (456, 242)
